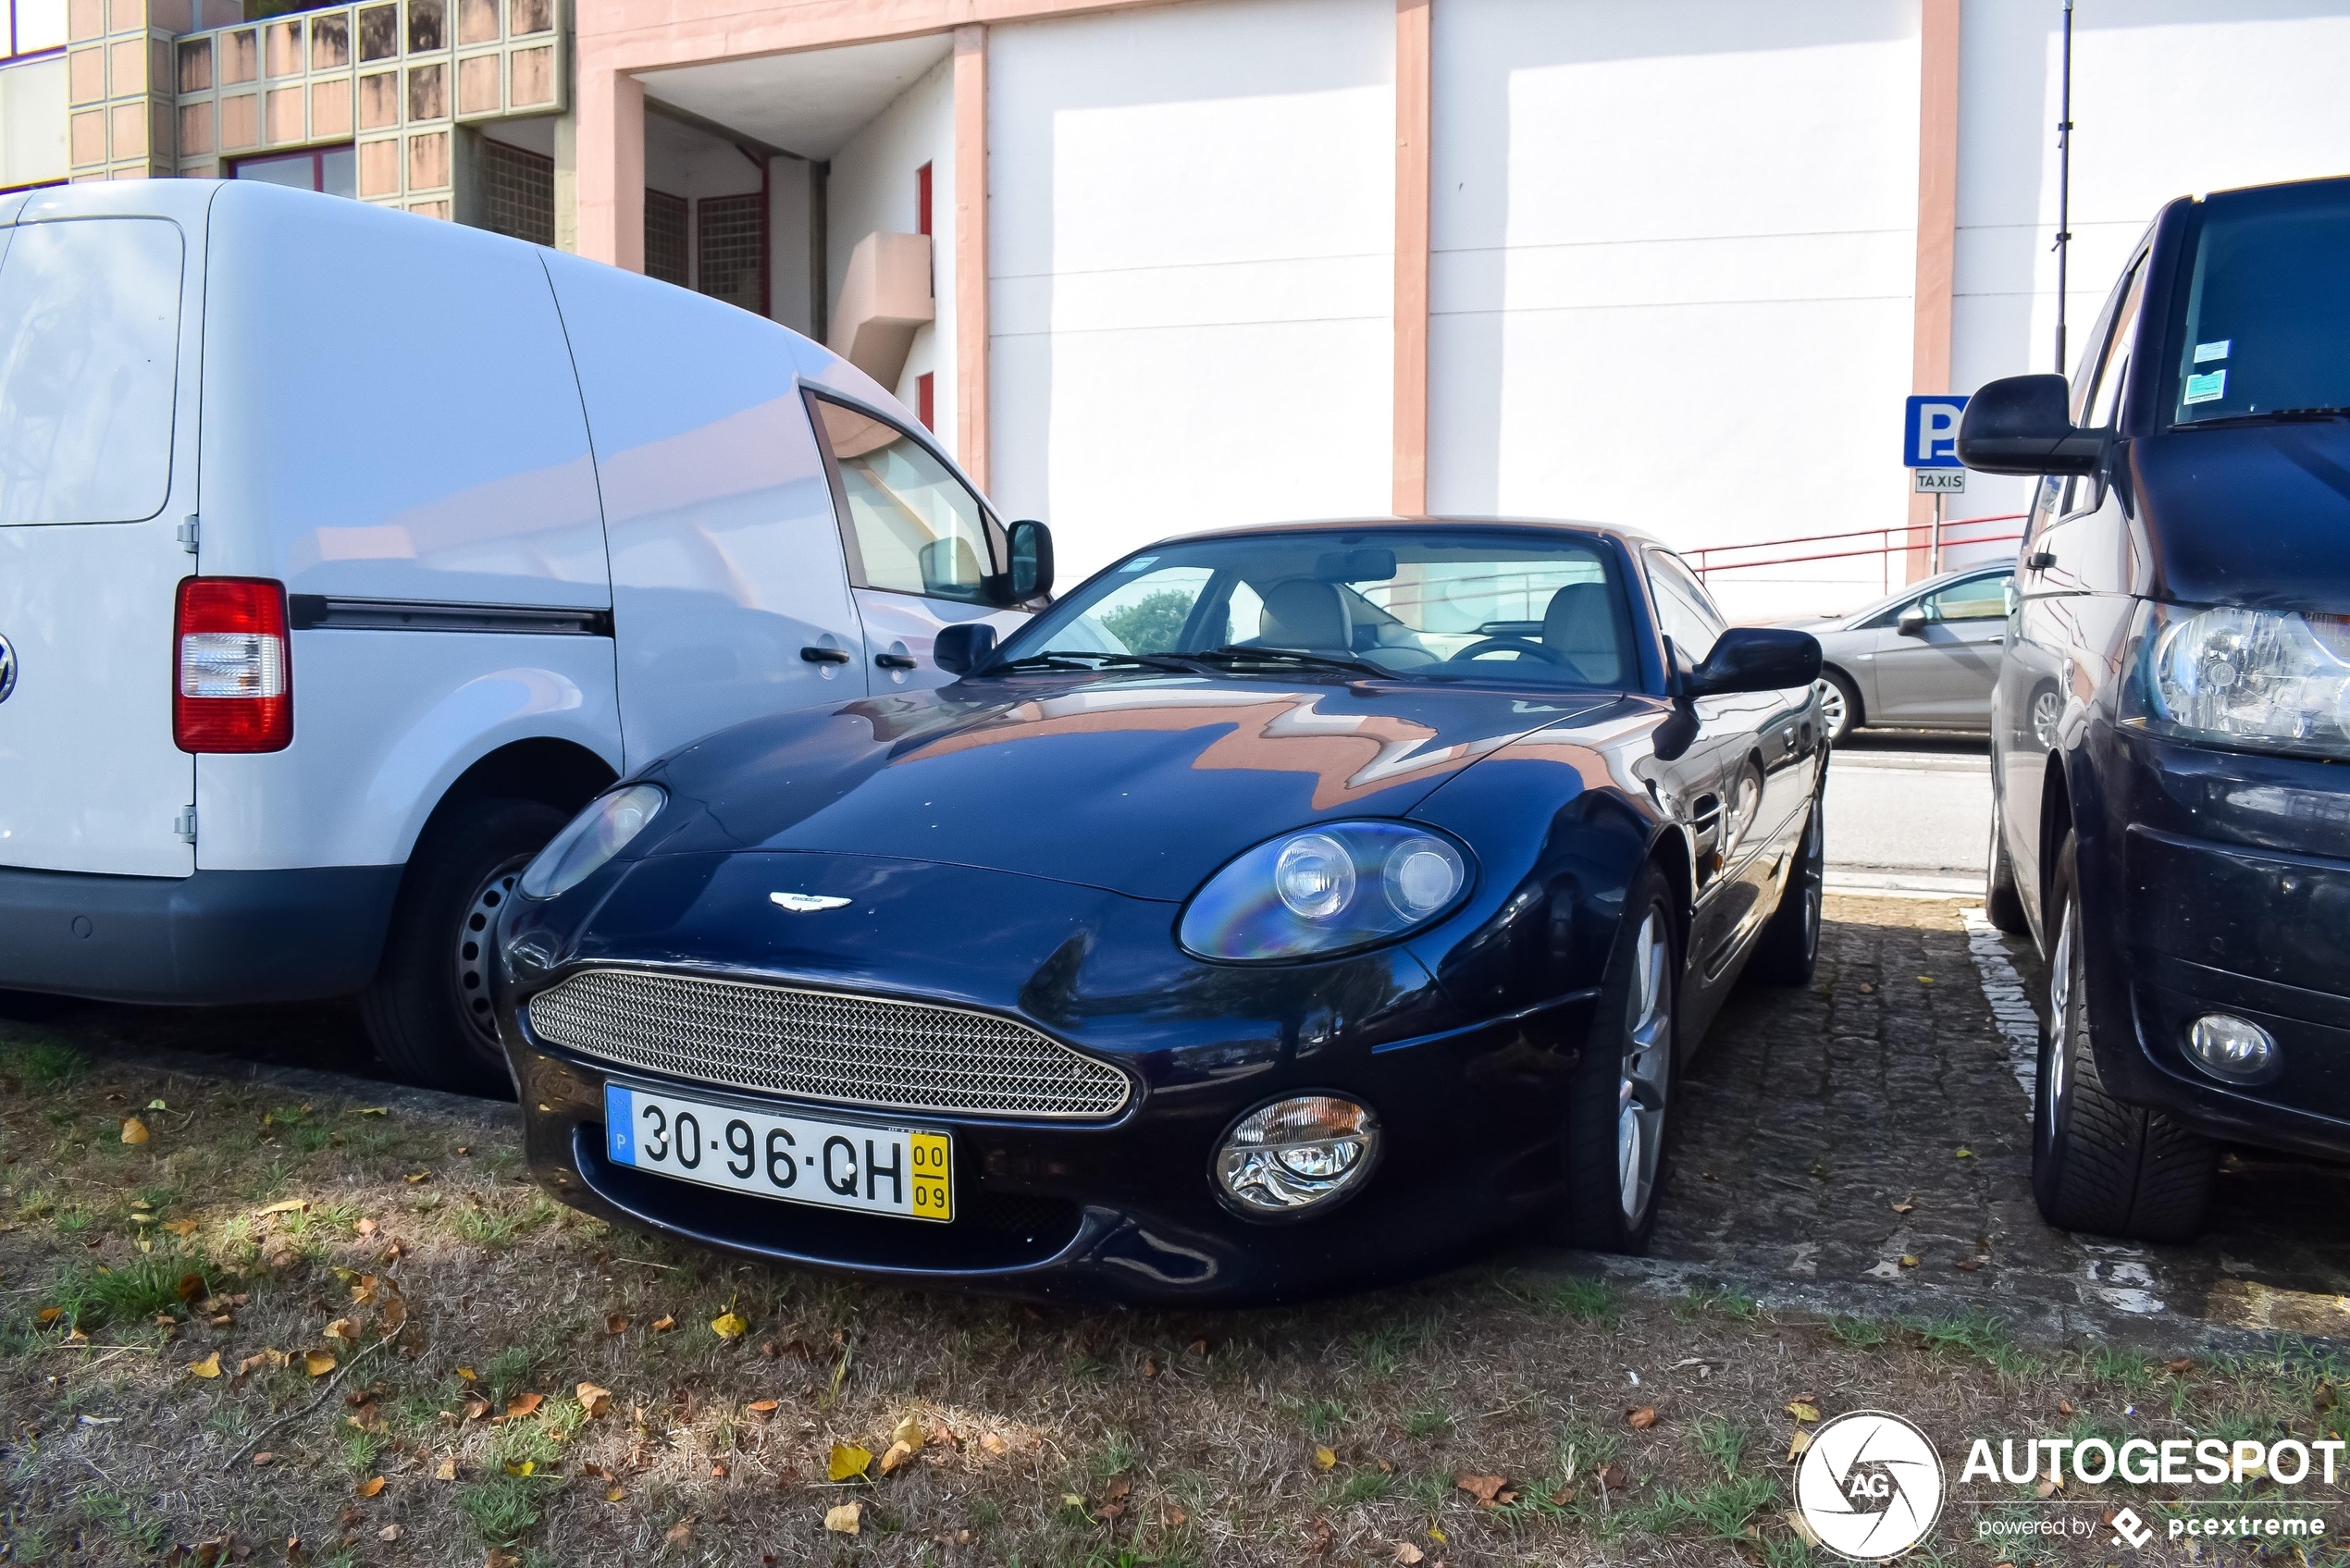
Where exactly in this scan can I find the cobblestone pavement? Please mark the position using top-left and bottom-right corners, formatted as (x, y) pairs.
(1639, 892), (2350, 1343)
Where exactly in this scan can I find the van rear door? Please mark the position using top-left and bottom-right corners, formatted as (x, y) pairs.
(0, 207), (202, 877)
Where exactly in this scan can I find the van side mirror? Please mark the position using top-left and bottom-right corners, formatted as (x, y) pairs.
(1685, 628), (1822, 698)
(1956, 374), (2105, 475)
(934, 622), (997, 676)
(1006, 520), (1054, 602)
(1897, 605), (1927, 636)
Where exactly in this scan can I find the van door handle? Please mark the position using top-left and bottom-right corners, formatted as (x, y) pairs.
(800, 646), (852, 664)
(874, 652), (918, 671)
(2026, 551), (2057, 571)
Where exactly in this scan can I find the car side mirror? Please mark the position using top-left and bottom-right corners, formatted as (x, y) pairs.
(934, 622), (997, 675)
(1685, 628), (1822, 698)
(1006, 519), (1054, 602)
(1955, 374), (2105, 475)
(1897, 606), (1927, 636)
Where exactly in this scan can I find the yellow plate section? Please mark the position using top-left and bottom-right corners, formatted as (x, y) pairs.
(909, 1130), (954, 1223)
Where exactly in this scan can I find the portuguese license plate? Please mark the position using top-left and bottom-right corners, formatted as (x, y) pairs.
(603, 1082), (953, 1223)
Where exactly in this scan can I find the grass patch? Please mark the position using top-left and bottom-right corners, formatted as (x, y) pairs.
(43, 1250), (212, 1328)
(1505, 1273), (1617, 1325)
(1827, 1315), (1888, 1348)
(0, 1028), (85, 1088)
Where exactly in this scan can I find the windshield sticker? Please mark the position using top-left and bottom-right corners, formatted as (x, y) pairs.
(1118, 556), (1158, 573)
(2183, 369), (2228, 405)
(2195, 340), (2232, 363)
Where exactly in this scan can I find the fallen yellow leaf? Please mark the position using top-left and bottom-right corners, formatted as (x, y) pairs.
(878, 1439), (916, 1475)
(434, 1455), (457, 1481)
(576, 1381), (612, 1419)
(403, 1171), (429, 1184)
(147, 1099), (168, 1111)
(891, 1414), (925, 1451)
(356, 1475), (386, 1498)
(1393, 1546), (1424, 1565)
(187, 1351), (222, 1379)
(1314, 1446), (1337, 1471)
(605, 1487), (625, 1503)
(827, 1443), (872, 1482)
(1787, 1429), (1812, 1461)
(980, 1432), (1009, 1455)
(164, 1218), (200, 1238)
(747, 1399), (780, 1419)
(1899, 1255), (1921, 1268)
(456, 1366), (477, 1382)
(505, 1461), (535, 1477)
(1955, 1148), (1974, 1159)
(303, 1350), (337, 1377)
(711, 1310), (748, 1340)
(604, 1314), (629, 1336)
(1787, 1401), (1821, 1423)
(824, 1501), (861, 1535)
(121, 1117), (151, 1145)
(323, 1317), (357, 1342)
(35, 1307), (63, 1326)
(506, 1392), (544, 1419)
(255, 1199), (306, 1216)
(649, 1315), (676, 1333)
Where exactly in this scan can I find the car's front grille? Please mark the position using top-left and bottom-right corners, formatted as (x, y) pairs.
(526, 969), (1131, 1120)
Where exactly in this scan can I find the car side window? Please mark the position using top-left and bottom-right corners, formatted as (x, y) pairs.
(1645, 550), (1725, 663)
(808, 394), (1002, 603)
(1920, 572), (2010, 623)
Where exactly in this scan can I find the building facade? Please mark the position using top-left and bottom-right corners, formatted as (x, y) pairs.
(2, 0), (2347, 615)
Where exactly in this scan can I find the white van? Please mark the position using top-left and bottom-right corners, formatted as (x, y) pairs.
(0, 179), (1045, 1093)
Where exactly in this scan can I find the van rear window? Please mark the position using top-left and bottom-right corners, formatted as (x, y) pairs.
(0, 218), (183, 525)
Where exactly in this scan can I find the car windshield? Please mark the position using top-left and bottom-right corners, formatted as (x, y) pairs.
(2169, 180), (2350, 426)
(992, 526), (1637, 688)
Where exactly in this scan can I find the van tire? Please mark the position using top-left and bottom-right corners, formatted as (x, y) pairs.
(361, 796), (569, 1097)
(2031, 833), (2216, 1241)
(1985, 791), (2030, 934)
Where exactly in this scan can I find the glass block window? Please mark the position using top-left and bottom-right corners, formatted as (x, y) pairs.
(644, 186), (686, 288)
(481, 136), (550, 247)
(696, 190), (763, 315)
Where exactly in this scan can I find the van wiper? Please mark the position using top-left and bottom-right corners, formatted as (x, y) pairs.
(988, 649), (1207, 674)
(2183, 405), (2350, 428)
(1192, 645), (1393, 680)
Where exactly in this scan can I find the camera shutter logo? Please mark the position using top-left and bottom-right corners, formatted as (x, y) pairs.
(0, 631), (16, 704)
(1794, 1410), (1945, 1561)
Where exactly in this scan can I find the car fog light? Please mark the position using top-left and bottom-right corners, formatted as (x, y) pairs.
(1214, 1095), (1379, 1216)
(2187, 1013), (2276, 1083)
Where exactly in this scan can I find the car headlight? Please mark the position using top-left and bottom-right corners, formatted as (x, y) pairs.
(1213, 1095), (1379, 1215)
(518, 784), (666, 899)
(2129, 603), (2350, 759)
(1179, 821), (1472, 962)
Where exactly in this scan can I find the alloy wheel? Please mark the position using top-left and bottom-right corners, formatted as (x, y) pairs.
(1812, 677), (1848, 740)
(2046, 895), (2076, 1138)
(1615, 909), (1673, 1226)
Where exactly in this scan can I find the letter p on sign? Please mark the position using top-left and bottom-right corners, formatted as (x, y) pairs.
(1906, 394), (1970, 468)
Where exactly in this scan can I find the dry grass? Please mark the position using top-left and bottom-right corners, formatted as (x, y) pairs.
(4, 1019), (2347, 1567)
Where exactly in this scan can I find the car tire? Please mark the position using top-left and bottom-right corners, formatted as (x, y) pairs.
(1814, 671), (1861, 746)
(360, 796), (569, 1097)
(2032, 832), (2216, 1241)
(1985, 790), (2030, 934)
(1745, 793), (1824, 985)
(1557, 863), (1677, 1253)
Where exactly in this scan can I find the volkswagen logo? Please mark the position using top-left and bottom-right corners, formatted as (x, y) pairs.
(0, 632), (16, 705)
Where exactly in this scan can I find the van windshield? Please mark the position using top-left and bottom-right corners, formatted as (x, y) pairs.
(0, 217), (183, 525)
(2169, 180), (2350, 427)
(991, 526), (1637, 689)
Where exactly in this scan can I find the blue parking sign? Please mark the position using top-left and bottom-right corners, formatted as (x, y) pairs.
(1904, 394), (1970, 469)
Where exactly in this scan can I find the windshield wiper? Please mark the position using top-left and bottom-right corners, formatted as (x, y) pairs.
(2183, 405), (2350, 428)
(1191, 645), (1394, 680)
(987, 649), (1208, 675)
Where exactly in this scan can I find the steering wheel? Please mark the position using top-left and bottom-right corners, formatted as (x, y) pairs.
(1453, 636), (1573, 665)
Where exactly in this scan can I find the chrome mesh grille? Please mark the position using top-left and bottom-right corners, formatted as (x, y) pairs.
(527, 969), (1130, 1119)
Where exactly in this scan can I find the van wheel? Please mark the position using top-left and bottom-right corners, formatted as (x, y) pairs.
(1557, 865), (1676, 1253)
(1985, 791), (2030, 933)
(1744, 793), (1824, 985)
(361, 796), (568, 1097)
(2032, 833), (2215, 1241)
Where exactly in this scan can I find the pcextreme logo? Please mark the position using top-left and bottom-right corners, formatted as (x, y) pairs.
(1794, 1411), (1946, 1561)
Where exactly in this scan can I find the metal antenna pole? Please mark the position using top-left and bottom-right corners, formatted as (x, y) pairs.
(2053, 0), (2075, 374)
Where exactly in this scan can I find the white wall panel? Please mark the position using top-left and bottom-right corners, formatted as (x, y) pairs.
(1429, 0), (1923, 621)
(1954, 0), (2350, 526)
(828, 56), (956, 449)
(988, 0), (1393, 580)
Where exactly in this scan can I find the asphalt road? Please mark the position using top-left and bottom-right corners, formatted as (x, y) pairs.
(1824, 730), (1991, 895)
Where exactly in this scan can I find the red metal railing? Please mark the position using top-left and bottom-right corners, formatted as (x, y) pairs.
(1688, 512), (2026, 593)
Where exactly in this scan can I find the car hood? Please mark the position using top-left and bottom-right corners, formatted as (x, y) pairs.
(639, 674), (1616, 902)
(2135, 423), (2350, 611)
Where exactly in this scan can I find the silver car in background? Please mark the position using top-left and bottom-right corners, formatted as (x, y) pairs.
(1781, 564), (2013, 742)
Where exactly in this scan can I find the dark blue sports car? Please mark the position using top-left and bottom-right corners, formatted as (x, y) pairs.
(495, 520), (1826, 1303)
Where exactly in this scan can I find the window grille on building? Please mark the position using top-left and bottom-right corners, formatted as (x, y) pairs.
(480, 138), (552, 248)
(697, 191), (765, 315)
(644, 187), (688, 287)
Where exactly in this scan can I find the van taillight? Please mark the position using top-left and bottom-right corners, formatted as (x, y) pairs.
(173, 578), (291, 753)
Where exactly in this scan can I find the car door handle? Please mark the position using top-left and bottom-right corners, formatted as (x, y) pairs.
(874, 652), (918, 671)
(800, 646), (852, 665)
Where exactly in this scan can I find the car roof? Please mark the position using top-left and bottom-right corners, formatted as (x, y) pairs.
(1143, 515), (1674, 554)
(1835, 561), (2013, 627)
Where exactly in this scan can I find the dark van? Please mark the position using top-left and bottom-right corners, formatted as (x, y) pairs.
(1963, 175), (2350, 1242)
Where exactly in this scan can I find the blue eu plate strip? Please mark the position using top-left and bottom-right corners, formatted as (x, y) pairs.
(605, 1083), (636, 1167)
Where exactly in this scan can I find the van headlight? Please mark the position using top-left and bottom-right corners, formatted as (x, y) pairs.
(1178, 821), (1473, 962)
(518, 784), (666, 899)
(2130, 603), (2350, 759)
